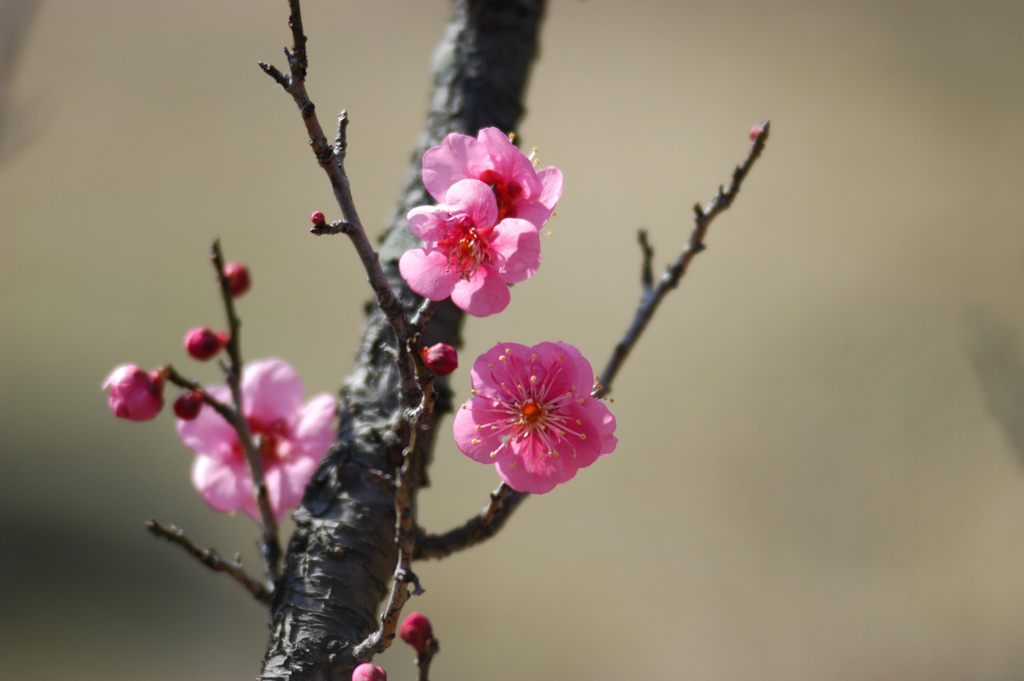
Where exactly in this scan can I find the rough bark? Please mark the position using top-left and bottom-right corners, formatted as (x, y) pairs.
(259, 1), (547, 678)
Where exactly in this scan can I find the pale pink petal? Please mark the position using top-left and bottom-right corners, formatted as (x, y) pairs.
(476, 128), (541, 196)
(192, 454), (258, 519)
(422, 133), (489, 201)
(407, 206), (449, 242)
(488, 219), (541, 283)
(528, 342), (582, 397)
(584, 399), (618, 456)
(176, 385), (236, 462)
(242, 359), (304, 424)
(535, 166), (563, 210)
(399, 249), (459, 300)
(291, 393), (337, 458)
(444, 179), (498, 229)
(450, 268), (511, 317)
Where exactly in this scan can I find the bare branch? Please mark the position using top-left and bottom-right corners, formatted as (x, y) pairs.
(259, 5), (419, 413)
(596, 121), (771, 399)
(145, 518), (273, 605)
(412, 483), (527, 561)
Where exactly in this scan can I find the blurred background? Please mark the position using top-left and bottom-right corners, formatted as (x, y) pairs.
(3, 1), (1024, 679)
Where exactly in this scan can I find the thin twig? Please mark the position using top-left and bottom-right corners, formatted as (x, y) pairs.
(638, 229), (654, 293)
(258, 4), (419, 413)
(416, 637), (440, 681)
(596, 121), (770, 399)
(210, 240), (282, 583)
(412, 483), (527, 561)
(145, 518), (273, 605)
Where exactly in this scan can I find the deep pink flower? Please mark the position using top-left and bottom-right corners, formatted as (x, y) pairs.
(453, 342), (617, 494)
(175, 358), (336, 521)
(422, 127), (562, 228)
(103, 364), (165, 421)
(399, 179), (541, 317)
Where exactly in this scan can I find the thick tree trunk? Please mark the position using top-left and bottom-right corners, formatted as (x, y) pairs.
(260, 2), (547, 678)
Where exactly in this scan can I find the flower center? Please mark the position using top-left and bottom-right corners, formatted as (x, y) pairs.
(439, 216), (492, 279)
(246, 417), (293, 465)
(479, 169), (522, 221)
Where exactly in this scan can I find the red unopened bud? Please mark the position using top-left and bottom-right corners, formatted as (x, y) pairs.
(173, 390), (204, 420)
(420, 343), (458, 377)
(311, 210), (326, 226)
(399, 611), (434, 654)
(184, 327), (226, 361)
(103, 364), (165, 421)
(351, 663), (387, 681)
(749, 124), (763, 141)
(224, 262), (250, 297)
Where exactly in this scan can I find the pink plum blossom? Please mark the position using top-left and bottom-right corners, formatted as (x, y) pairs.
(103, 364), (165, 421)
(422, 127), (562, 228)
(175, 358), (336, 522)
(453, 342), (617, 494)
(399, 178), (541, 317)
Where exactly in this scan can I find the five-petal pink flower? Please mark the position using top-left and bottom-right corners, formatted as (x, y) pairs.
(399, 178), (541, 317)
(422, 127), (563, 227)
(175, 358), (336, 521)
(453, 342), (616, 494)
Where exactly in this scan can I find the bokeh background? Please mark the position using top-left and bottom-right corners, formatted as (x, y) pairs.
(4, 1), (1024, 679)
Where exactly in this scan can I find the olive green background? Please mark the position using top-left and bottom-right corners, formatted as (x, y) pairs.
(4, 1), (1024, 679)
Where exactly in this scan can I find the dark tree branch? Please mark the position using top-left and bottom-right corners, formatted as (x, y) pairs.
(596, 121), (771, 399)
(145, 518), (273, 605)
(412, 482), (527, 561)
(259, 2), (548, 679)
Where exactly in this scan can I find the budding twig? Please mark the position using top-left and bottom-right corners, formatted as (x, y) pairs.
(210, 239), (282, 583)
(145, 518), (273, 604)
(596, 121), (771, 399)
(258, 6), (419, 414)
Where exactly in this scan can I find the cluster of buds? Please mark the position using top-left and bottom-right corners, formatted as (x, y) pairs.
(102, 262), (250, 423)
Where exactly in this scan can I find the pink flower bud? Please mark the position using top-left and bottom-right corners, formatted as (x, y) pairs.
(184, 327), (226, 361)
(311, 210), (326, 226)
(224, 262), (250, 297)
(749, 124), (763, 141)
(420, 343), (458, 377)
(399, 611), (434, 654)
(173, 390), (204, 421)
(103, 364), (164, 421)
(351, 663), (387, 681)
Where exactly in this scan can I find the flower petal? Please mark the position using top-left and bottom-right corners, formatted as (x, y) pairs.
(192, 454), (257, 520)
(242, 359), (304, 424)
(489, 218), (541, 283)
(422, 132), (489, 201)
(176, 385), (236, 461)
(444, 178), (498, 229)
(399, 249), (459, 301)
(451, 267), (511, 317)
(291, 393), (337, 459)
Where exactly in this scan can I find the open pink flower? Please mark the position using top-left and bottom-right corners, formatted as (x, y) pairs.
(175, 358), (336, 521)
(422, 127), (562, 228)
(453, 342), (617, 494)
(400, 178), (541, 317)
